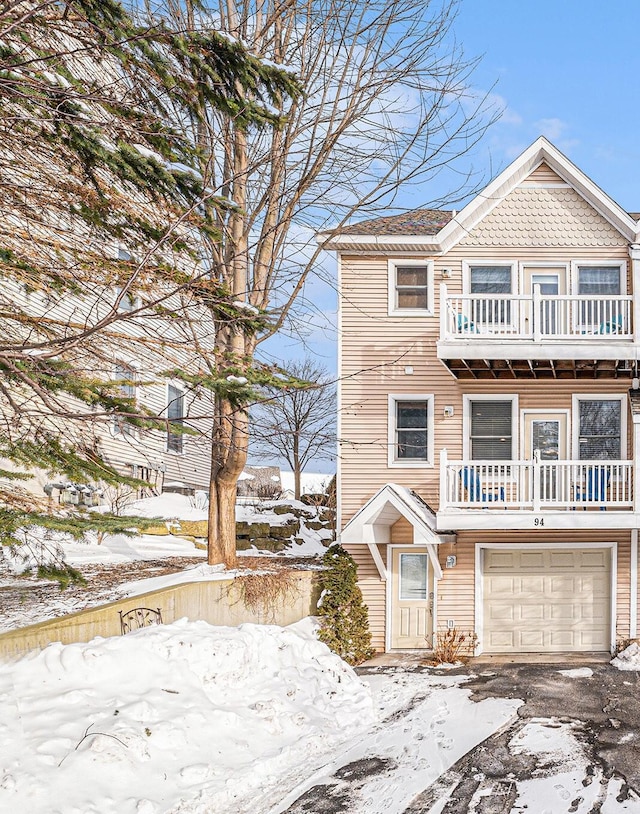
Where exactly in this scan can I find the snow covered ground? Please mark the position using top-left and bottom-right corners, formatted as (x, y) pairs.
(2, 619), (640, 813)
(0, 619), (371, 814)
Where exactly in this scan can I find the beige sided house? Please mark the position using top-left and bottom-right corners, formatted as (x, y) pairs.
(321, 137), (640, 655)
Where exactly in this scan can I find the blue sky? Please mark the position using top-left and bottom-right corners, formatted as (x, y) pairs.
(261, 0), (640, 372)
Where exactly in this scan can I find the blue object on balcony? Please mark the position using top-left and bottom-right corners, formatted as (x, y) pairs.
(459, 467), (505, 503)
(597, 314), (624, 335)
(574, 467), (610, 510)
(456, 314), (477, 333)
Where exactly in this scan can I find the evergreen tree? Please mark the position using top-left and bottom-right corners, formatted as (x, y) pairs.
(0, 1), (298, 494)
(317, 544), (375, 666)
(0, 0), (299, 563)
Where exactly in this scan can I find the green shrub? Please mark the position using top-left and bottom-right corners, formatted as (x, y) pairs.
(317, 543), (375, 666)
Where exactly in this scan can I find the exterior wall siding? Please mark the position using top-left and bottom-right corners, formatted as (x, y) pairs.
(525, 163), (567, 184)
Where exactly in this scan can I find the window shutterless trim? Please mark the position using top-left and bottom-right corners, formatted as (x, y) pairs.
(387, 259), (434, 316)
(387, 394), (434, 467)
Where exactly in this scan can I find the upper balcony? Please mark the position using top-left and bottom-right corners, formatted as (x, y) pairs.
(437, 283), (637, 379)
(436, 449), (640, 530)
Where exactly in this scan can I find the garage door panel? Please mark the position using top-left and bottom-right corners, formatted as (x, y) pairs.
(487, 576), (515, 594)
(519, 630), (545, 648)
(483, 548), (611, 654)
(520, 604), (544, 621)
(549, 575), (577, 595)
(486, 552), (517, 569)
(519, 576), (545, 593)
(487, 630), (515, 649)
(548, 551), (577, 568)
(520, 552), (545, 568)
(581, 550), (608, 568)
(488, 604), (514, 622)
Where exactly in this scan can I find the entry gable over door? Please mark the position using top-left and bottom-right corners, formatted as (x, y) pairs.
(341, 483), (447, 580)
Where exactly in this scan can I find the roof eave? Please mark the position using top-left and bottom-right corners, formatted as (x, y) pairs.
(317, 233), (442, 253)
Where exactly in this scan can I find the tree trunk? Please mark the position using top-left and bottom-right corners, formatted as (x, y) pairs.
(293, 432), (301, 501)
(207, 472), (238, 568)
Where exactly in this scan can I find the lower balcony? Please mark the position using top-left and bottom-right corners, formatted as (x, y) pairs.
(437, 450), (640, 530)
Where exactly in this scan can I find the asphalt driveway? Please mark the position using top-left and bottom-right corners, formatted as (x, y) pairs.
(273, 660), (640, 814)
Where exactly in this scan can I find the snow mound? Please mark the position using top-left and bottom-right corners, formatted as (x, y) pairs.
(0, 618), (374, 814)
(611, 642), (640, 670)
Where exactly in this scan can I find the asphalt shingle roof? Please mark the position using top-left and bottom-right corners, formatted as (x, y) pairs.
(337, 209), (454, 236)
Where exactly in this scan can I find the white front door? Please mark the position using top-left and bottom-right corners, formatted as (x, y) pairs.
(523, 411), (568, 502)
(523, 266), (566, 335)
(390, 547), (431, 649)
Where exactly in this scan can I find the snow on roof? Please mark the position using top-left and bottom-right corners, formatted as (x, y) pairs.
(280, 471), (332, 495)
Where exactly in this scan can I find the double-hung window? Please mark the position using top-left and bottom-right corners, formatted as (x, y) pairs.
(468, 265), (512, 327)
(389, 395), (433, 466)
(388, 260), (434, 315)
(576, 398), (622, 460)
(469, 399), (513, 461)
(113, 362), (136, 437)
(167, 384), (185, 453)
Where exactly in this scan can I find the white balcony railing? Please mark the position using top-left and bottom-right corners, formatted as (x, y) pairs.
(441, 286), (633, 341)
(439, 450), (634, 512)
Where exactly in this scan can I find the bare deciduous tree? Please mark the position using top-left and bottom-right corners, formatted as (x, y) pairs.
(251, 360), (335, 500)
(151, 0), (497, 567)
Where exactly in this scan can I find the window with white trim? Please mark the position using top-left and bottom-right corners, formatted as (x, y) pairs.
(576, 398), (622, 460)
(388, 395), (434, 466)
(575, 263), (624, 330)
(167, 384), (185, 453)
(469, 399), (513, 460)
(388, 260), (434, 315)
(113, 361), (136, 437)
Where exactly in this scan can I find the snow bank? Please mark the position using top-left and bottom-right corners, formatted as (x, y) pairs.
(611, 642), (640, 670)
(0, 618), (374, 814)
(119, 563), (227, 596)
(124, 493), (208, 522)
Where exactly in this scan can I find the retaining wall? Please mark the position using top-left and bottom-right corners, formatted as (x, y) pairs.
(0, 571), (319, 661)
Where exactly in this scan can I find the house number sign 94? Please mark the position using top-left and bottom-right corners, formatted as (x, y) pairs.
(534, 517), (544, 527)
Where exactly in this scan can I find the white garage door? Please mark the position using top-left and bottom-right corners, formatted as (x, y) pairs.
(483, 548), (611, 653)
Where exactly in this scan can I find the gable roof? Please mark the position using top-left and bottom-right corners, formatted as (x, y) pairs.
(319, 137), (640, 253)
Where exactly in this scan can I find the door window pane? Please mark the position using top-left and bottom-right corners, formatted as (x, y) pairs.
(532, 420), (560, 461)
(470, 400), (512, 460)
(578, 400), (621, 460)
(399, 553), (428, 600)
